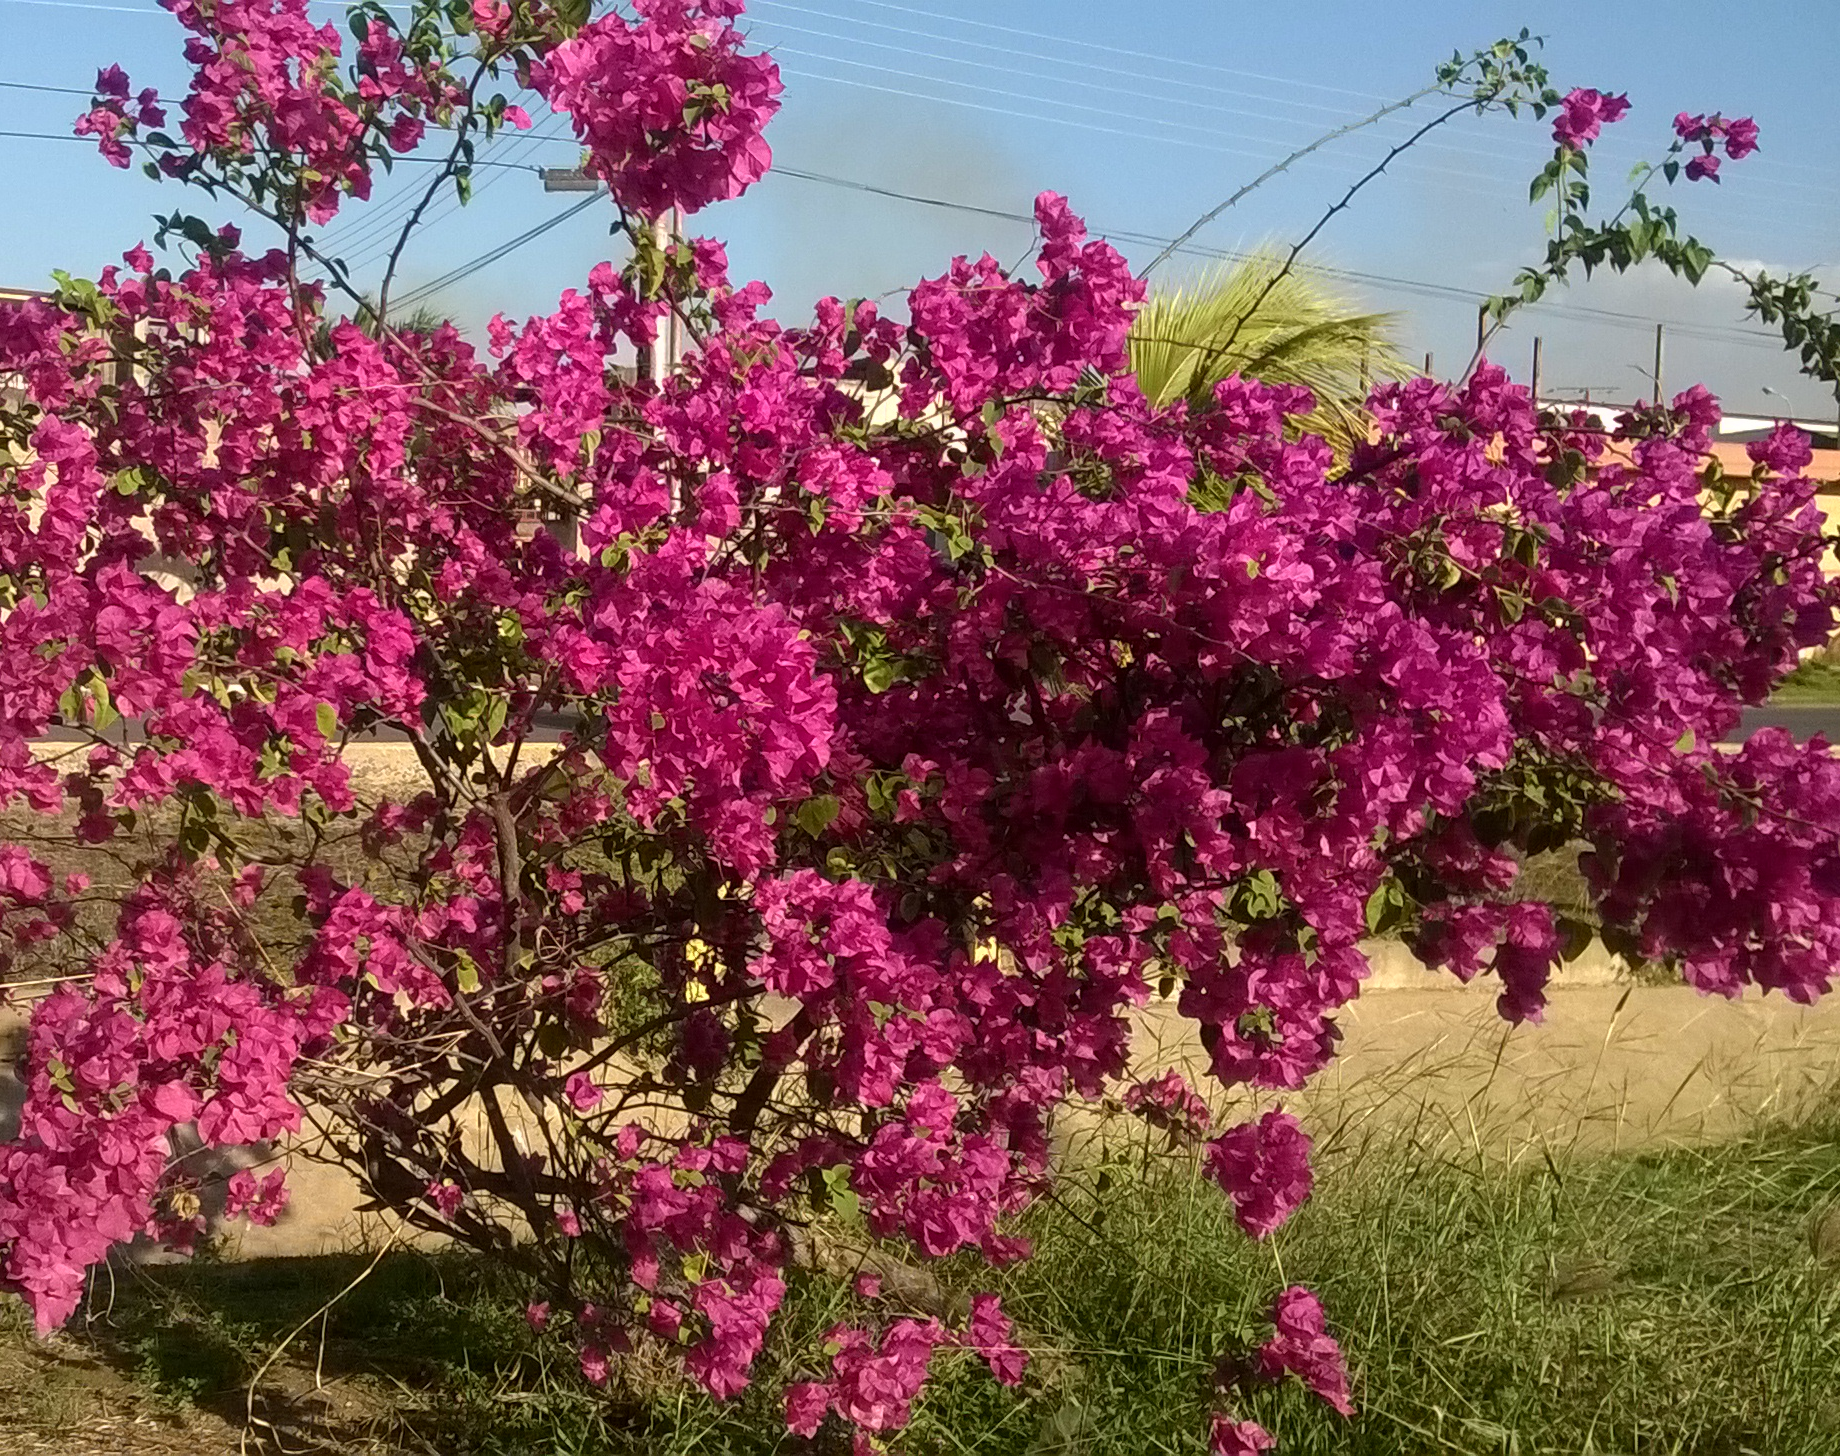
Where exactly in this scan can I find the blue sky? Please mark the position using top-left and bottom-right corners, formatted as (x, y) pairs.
(3, 0), (1837, 415)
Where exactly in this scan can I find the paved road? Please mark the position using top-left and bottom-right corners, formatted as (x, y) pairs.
(1733, 704), (1840, 742)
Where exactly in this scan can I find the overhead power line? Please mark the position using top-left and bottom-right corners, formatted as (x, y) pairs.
(772, 48), (1509, 189)
(754, 0), (1840, 185)
(761, 167), (1788, 351)
(762, 0), (1396, 104)
(0, 102), (1811, 354)
(391, 189), (604, 308)
(0, 122), (546, 171)
(0, 79), (92, 96)
(750, 0), (1386, 119)
(749, 7), (1840, 206)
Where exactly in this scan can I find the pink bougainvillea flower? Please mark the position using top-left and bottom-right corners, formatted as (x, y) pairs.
(223, 1168), (289, 1225)
(1722, 115), (1759, 158)
(964, 1293), (1028, 1386)
(565, 1071), (602, 1111)
(1258, 1287), (1354, 1415)
(1552, 87), (1629, 150)
(1204, 1110), (1314, 1239)
(530, 0), (781, 216)
(1210, 1414), (1276, 1456)
(1125, 1069), (1212, 1140)
(1, 9), (1834, 1455)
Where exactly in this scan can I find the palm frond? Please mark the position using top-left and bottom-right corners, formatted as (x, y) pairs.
(314, 297), (456, 352)
(1128, 252), (1408, 453)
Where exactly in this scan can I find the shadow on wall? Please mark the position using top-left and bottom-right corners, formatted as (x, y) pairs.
(122, 1132), (274, 1267)
(0, 1015), (22, 1143)
(1, 1009), (294, 1262)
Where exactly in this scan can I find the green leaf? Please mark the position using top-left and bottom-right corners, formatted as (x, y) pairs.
(865, 773), (899, 817)
(316, 701), (339, 740)
(819, 1164), (861, 1222)
(793, 794), (840, 838)
(862, 656), (900, 695)
(1237, 869), (1284, 922)
(454, 951), (481, 995)
(1364, 878), (1415, 936)
(90, 677), (118, 733)
(1557, 916), (1596, 963)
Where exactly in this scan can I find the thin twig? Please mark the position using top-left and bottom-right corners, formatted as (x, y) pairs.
(1207, 93), (1496, 370)
(239, 1218), (406, 1455)
(1143, 80), (1456, 278)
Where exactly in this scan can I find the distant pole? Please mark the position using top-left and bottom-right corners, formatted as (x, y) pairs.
(1424, 350), (1434, 377)
(651, 209), (679, 387)
(1531, 336), (1544, 403)
(651, 207), (684, 518)
(1652, 323), (1665, 403)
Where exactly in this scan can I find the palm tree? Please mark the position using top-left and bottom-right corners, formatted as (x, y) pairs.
(1128, 252), (1407, 453)
(316, 299), (455, 352)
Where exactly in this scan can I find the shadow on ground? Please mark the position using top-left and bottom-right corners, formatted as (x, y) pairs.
(57, 1249), (645, 1455)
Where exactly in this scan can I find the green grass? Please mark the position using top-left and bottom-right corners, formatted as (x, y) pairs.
(68, 1107), (1840, 1456)
(1769, 657), (1840, 705)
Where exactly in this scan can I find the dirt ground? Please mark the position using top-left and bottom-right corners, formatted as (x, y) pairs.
(0, 1321), (242, 1456)
(1147, 977), (1840, 1155)
(0, 1304), (425, 1456)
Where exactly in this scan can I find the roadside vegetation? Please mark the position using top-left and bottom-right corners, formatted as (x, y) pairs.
(11, 1100), (1834, 1456)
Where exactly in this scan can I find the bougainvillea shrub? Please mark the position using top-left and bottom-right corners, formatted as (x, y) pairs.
(0, 1), (1829, 1448)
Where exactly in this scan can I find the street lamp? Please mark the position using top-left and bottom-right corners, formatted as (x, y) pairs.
(540, 168), (602, 193)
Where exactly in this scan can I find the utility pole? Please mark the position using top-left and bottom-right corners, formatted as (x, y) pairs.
(1652, 323), (1665, 402)
(1530, 336), (1544, 405)
(1423, 350), (1434, 377)
(539, 168), (681, 381)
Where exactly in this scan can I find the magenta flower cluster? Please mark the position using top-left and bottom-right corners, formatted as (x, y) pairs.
(530, 0), (783, 217)
(1550, 86), (1629, 151)
(2, 4), (1832, 1452)
(1124, 1069), (1213, 1142)
(1204, 1108), (1314, 1240)
(1673, 111), (1761, 182)
(74, 0), (477, 224)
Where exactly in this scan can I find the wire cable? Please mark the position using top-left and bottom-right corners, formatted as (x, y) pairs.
(750, 0), (1840, 194)
(391, 188), (605, 308)
(0, 106), (1816, 353)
